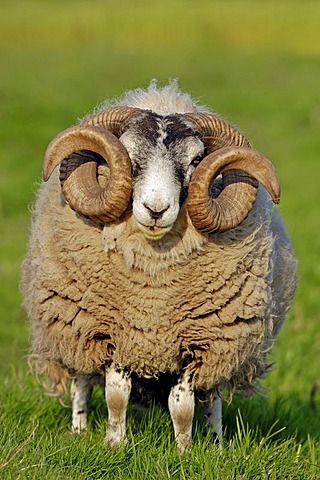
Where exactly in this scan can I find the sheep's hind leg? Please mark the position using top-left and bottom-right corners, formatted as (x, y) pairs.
(105, 367), (131, 448)
(168, 373), (195, 454)
(71, 374), (93, 433)
(202, 391), (223, 441)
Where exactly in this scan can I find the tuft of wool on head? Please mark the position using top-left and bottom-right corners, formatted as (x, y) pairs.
(97, 79), (209, 115)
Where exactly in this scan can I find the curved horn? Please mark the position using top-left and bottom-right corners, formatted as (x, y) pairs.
(43, 107), (141, 223)
(184, 112), (250, 150)
(43, 125), (132, 223)
(82, 105), (142, 134)
(187, 147), (280, 233)
(184, 113), (277, 232)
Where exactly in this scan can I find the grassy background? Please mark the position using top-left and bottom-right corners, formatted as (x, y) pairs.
(1, 0), (320, 477)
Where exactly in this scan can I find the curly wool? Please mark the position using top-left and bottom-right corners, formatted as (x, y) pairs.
(22, 168), (297, 397)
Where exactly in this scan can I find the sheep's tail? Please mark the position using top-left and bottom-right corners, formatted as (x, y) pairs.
(28, 354), (73, 398)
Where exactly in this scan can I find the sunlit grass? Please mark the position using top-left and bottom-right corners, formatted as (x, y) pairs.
(0, 381), (319, 479)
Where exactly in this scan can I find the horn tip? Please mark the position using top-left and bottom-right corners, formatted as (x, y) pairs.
(273, 186), (281, 204)
(42, 155), (52, 182)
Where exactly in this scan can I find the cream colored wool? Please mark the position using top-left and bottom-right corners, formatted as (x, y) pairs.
(22, 81), (297, 397)
(22, 170), (296, 396)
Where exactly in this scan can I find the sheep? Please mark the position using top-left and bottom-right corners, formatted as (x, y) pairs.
(22, 80), (297, 453)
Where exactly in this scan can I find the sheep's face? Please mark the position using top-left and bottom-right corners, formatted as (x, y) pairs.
(120, 112), (204, 240)
(45, 106), (280, 236)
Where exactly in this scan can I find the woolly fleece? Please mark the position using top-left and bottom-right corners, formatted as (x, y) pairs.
(22, 82), (297, 397)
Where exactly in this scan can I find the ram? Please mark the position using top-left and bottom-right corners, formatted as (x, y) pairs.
(22, 80), (297, 452)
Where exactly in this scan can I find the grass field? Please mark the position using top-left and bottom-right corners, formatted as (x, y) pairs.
(1, 1), (320, 478)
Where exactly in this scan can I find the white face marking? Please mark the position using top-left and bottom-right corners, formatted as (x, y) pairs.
(132, 159), (180, 235)
(120, 115), (204, 241)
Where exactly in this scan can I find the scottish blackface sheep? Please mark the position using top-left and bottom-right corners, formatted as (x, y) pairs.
(22, 80), (297, 452)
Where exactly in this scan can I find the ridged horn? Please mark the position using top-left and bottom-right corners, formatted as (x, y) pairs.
(184, 112), (251, 150)
(184, 112), (279, 232)
(42, 107), (141, 223)
(82, 105), (142, 134)
(187, 147), (280, 233)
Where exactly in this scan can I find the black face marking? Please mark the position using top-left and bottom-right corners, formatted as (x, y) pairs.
(123, 111), (163, 179)
(173, 161), (185, 185)
(125, 111), (161, 148)
(161, 117), (202, 205)
(174, 161), (188, 205)
(163, 115), (200, 149)
(131, 160), (142, 179)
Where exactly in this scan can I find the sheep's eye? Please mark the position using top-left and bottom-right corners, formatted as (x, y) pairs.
(191, 155), (203, 167)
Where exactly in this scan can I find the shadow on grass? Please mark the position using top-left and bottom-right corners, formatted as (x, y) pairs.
(86, 382), (320, 446)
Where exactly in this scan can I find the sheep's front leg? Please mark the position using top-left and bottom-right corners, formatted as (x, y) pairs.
(105, 367), (131, 448)
(202, 391), (223, 440)
(71, 374), (93, 433)
(168, 374), (195, 453)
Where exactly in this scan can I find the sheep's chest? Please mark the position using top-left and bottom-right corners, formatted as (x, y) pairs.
(36, 211), (274, 389)
(60, 233), (273, 386)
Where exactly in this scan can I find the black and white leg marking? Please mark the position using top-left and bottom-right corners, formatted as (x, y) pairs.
(71, 374), (93, 433)
(168, 373), (195, 453)
(105, 367), (131, 448)
(202, 391), (223, 440)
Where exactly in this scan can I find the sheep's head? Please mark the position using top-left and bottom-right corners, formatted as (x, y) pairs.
(43, 107), (280, 240)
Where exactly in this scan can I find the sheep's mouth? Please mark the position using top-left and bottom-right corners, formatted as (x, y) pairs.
(135, 221), (173, 241)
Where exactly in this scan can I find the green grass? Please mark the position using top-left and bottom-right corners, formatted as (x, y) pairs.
(1, 0), (320, 477)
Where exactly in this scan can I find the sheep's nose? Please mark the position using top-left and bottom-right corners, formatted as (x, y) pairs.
(143, 203), (170, 220)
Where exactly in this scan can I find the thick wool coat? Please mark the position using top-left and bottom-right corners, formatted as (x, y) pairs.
(22, 168), (296, 396)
